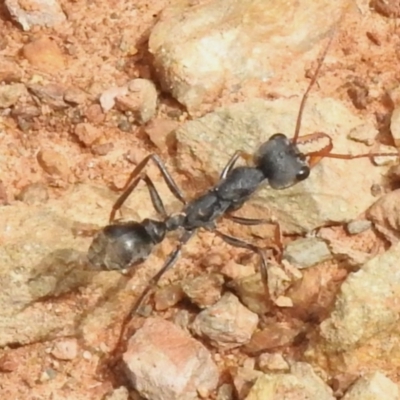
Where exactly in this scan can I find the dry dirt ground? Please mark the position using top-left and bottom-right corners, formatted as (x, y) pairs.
(1, 0), (400, 399)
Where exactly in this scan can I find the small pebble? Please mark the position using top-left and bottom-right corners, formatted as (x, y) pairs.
(283, 237), (332, 269)
(257, 353), (289, 373)
(346, 219), (372, 235)
(191, 292), (259, 350)
(17, 182), (49, 205)
(0, 83), (28, 108)
(37, 148), (69, 178)
(22, 36), (65, 73)
(5, 0), (66, 31)
(51, 338), (78, 361)
(181, 273), (224, 308)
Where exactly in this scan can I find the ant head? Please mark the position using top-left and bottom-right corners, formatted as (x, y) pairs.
(254, 133), (310, 189)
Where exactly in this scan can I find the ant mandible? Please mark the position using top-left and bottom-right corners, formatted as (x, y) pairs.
(88, 31), (398, 321)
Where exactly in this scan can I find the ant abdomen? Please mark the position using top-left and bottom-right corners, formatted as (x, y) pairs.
(88, 221), (156, 271)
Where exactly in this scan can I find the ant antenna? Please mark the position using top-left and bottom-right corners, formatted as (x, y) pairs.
(292, 31), (336, 144)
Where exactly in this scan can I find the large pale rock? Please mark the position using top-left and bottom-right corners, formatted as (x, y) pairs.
(244, 362), (334, 400)
(149, 0), (353, 111)
(319, 243), (400, 351)
(0, 182), (179, 347)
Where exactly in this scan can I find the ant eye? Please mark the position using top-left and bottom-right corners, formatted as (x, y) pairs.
(296, 166), (310, 181)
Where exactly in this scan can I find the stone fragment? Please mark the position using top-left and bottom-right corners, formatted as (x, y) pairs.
(342, 372), (399, 400)
(27, 83), (68, 109)
(216, 384), (233, 400)
(320, 242), (400, 351)
(74, 123), (102, 147)
(245, 362), (334, 400)
(346, 219), (372, 235)
(154, 283), (184, 311)
(233, 367), (263, 400)
(5, 0), (66, 31)
(244, 321), (303, 354)
(149, 0), (352, 111)
(17, 182), (49, 205)
(63, 87), (87, 105)
(37, 148), (69, 178)
(100, 86), (129, 113)
(181, 273), (224, 308)
(51, 338), (78, 360)
(145, 118), (180, 151)
(257, 353), (289, 373)
(366, 189), (400, 244)
(123, 318), (219, 400)
(22, 36), (65, 73)
(104, 386), (129, 400)
(348, 123), (378, 146)
(191, 292), (258, 349)
(283, 237), (332, 269)
(0, 83), (28, 108)
(233, 273), (272, 315)
(115, 79), (158, 124)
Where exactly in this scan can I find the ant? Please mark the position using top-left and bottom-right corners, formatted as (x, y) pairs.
(87, 32), (397, 349)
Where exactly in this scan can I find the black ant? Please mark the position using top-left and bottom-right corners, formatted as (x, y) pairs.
(87, 33), (397, 349)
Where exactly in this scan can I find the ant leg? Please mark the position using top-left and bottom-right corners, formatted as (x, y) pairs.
(220, 150), (253, 179)
(214, 230), (274, 287)
(133, 229), (194, 313)
(226, 215), (283, 257)
(110, 154), (186, 222)
(113, 230), (195, 350)
(228, 215), (276, 226)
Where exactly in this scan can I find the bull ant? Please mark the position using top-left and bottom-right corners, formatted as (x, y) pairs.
(87, 33), (398, 350)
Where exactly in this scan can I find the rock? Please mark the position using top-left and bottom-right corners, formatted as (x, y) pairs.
(5, 0), (66, 31)
(84, 104), (105, 124)
(17, 182), (49, 205)
(346, 219), (372, 235)
(319, 242), (400, 351)
(348, 123), (378, 146)
(104, 386), (129, 400)
(371, 0), (400, 18)
(0, 83), (28, 108)
(266, 260), (302, 304)
(63, 87), (87, 105)
(115, 79), (158, 124)
(216, 384), (234, 400)
(0, 182), (181, 347)
(149, 0), (352, 112)
(233, 367), (263, 399)
(122, 317), (219, 400)
(27, 83), (68, 109)
(287, 263), (344, 322)
(100, 86), (129, 113)
(221, 260), (256, 280)
(175, 97), (396, 234)
(51, 338), (78, 360)
(11, 103), (41, 119)
(0, 60), (23, 83)
(366, 189), (400, 244)
(37, 148), (70, 178)
(153, 283), (184, 311)
(145, 118), (180, 151)
(283, 237), (332, 269)
(342, 372), (399, 400)
(191, 292), (258, 350)
(245, 362), (334, 400)
(244, 321), (303, 354)
(257, 353), (289, 373)
(74, 123), (102, 147)
(22, 36), (65, 73)
(233, 273), (272, 315)
(181, 273), (224, 308)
